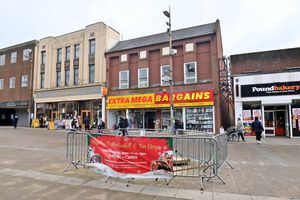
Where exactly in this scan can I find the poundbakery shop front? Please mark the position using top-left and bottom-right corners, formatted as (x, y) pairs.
(106, 90), (215, 133)
(234, 72), (300, 138)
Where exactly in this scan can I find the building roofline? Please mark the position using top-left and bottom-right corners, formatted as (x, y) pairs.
(0, 40), (38, 52)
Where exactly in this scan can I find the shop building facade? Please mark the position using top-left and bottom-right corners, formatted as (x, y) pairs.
(105, 20), (229, 133)
(0, 40), (37, 126)
(231, 47), (300, 138)
(33, 22), (119, 127)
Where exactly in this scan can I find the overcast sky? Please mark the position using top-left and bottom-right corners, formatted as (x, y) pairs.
(1, 0), (299, 56)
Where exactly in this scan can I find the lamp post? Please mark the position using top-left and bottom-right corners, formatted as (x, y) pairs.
(163, 7), (175, 134)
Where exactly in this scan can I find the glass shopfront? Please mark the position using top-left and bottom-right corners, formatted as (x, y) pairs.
(107, 90), (215, 132)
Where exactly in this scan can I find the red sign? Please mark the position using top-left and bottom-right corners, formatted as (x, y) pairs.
(89, 135), (173, 174)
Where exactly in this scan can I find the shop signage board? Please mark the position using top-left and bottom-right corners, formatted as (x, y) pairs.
(87, 135), (173, 179)
(107, 90), (214, 109)
(241, 81), (300, 97)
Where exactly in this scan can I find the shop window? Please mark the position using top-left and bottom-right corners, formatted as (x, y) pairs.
(119, 70), (129, 89)
(186, 107), (213, 132)
(138, 68), (148, 88)
(161, 65), (171, 86)
(184, 62), (197, 84)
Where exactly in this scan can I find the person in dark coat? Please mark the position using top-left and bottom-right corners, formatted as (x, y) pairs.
(252, 117), (264, 144)
(84, 116), (90, 131)
(13, 115), (18, 128)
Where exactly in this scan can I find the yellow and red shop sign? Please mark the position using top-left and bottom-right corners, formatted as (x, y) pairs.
(107, 90), (214, 109)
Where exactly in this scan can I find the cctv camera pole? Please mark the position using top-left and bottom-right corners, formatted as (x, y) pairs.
(164, 7), (175, 134)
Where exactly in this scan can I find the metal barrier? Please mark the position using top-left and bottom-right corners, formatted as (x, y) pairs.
(64, 130), (232, 190)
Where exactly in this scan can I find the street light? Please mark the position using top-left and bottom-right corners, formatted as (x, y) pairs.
(163, 7), (175, 134)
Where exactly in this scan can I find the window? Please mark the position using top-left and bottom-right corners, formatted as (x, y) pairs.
(21, 75), (28, 87)
(185, 43), (194, 52)
(119, 70), (129, 89)
(0, 54), (5, 65)
(23, 49), (31, 61)
(74, 44), (80, 59)
(184, 62), (197, 84)
(57, 48), (62, 63)
(9, 77), (16, 88)
(41, 51), (46, 65)
(89, 39), (95, 55)
(138, 68), (148, 88)
(160, 65), (171, 86)
(0, 79), (3, 89)
(56, 71), (61, 87)
(65, 46), (71, 61)
(74, 68), (79, 85)
(65, 69), (70, 86)
(120, 54), (127, 62)
(40, 73), (45, 88)
(139, 51), (147, 59)
(162, 47), (170, 56)
(89, 64), (95, 83)
(11, 52), (17, 63)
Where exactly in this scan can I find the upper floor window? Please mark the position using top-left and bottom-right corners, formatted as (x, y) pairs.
(0, 54), (5, 65)
(9, 77), (16, 88)
(11, 52), (17, 63)
(184, 62), (197, 84)
(138, 68), (149, 88)
(119, 70), (129, 89)
(56, 71), (61, 87)
(40, 73), (45, 88)
(65, 46), (71, 61)
(21, 75), (28, 87)
(57, 48), (62, 63)
(74, 67), (79, 86)
(65, 69), (70, 86)
(160, 65), (171, 86)
(0, 79), (4, 89)
(89, 64), (95, 83)
(89, 39), (95, 55)
(23, 49), (31, 61)
(41, 51), (46, 65)
(185, 43), (194, 52)
(120, 54), (127, 62)
(139, 51), (147, 59)
(74, 44), (80, 59)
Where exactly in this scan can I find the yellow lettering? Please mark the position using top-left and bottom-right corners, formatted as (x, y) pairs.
(162, 94), (169, 102)
(183, 93), (191, 100)
(204, 92), (210, 99)
(155, 95), (161, 102)
(177, 93), (183, 101)
(195, 92), (203, 99)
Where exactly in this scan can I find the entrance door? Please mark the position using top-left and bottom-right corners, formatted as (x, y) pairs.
(275, 111), (285, 136)
(144, 111), (156, 129)
(264, 111), (275, 136)
(51, 111), (59, 121)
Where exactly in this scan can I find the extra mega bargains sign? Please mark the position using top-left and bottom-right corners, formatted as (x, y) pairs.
(107, 90), (214, 109)
(241, 81), (300, 97)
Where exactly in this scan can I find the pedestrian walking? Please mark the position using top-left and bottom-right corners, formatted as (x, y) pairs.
(84, 116), (90, 132)
(13, 115), (18, 128)
(252, 117), (264, 144)
(236, 118), (245, 142)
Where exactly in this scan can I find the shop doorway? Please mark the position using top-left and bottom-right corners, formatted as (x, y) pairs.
(51, 111), (59, 121)
(264, 106), (287, 137)
(145, 111), (156, 129)
(264, 111), (275, 136)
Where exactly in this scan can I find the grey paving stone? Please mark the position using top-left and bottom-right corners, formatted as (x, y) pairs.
(141, 185), (177, 198)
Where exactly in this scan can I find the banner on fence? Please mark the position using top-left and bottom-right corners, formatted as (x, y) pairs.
(87, 135), (173, 179)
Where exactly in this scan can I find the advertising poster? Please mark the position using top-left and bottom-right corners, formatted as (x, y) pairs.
(252, 109), (262, 120)
(87, 135), (173, 179)
(242, 110), (253, 136)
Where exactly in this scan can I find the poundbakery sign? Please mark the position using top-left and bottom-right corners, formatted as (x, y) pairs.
(241, 81), (300, 97)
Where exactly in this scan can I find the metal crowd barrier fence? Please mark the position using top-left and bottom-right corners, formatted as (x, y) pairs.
(64, 129), (232, 190)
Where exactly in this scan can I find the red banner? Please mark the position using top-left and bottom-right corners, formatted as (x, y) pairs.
(88, 135), (173, 176)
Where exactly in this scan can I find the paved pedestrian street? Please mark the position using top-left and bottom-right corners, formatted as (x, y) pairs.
(0, 127), (299, 199)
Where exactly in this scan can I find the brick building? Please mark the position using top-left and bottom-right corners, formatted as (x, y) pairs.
(231, 47), (300, 138)
(0, 40), (37, 126)
(105, 20), (229, 133)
